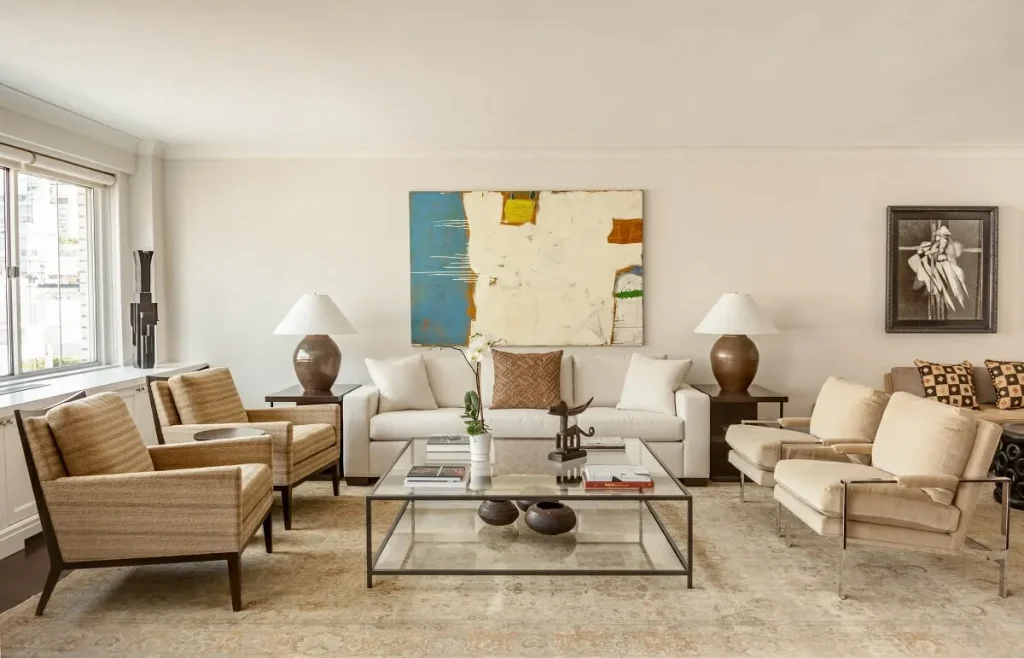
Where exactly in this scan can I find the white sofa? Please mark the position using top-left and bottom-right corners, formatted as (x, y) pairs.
(342, 352), (710, 482)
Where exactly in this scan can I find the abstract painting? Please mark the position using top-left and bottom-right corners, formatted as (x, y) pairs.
(885, 206), (998, 333)
(410, 190), (644, 346)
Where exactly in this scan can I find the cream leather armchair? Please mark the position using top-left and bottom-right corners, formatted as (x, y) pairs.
(773, 392), (1010, 599)
(726, 376), (890, 501)
(147, 367), (340, 529)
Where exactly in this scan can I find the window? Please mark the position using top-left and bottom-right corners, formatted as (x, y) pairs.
(1, 165), (104, 377)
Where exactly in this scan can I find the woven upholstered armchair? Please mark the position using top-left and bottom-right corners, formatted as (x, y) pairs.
(725, 376), (890, 503)
(147, 367), (340, 529)
(16, 391), (273, 614)
(773, 392), (1010, 599)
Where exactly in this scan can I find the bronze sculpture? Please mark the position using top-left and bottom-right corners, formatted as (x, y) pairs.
(548, 397), (596, 463)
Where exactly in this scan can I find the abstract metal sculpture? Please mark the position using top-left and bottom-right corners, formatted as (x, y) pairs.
(130, 250), (158, 368)
(548, 397), (596, 463)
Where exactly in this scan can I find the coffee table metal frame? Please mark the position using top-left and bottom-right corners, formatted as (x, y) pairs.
(365, 438), (693, 588)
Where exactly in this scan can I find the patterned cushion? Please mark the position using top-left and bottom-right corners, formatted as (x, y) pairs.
(985, 360), (1024, 410)
(168, 368), (248, 425)
(490, 350), (563, 409)
(46, 392), (154, 477)
(914, 360), (979, 410)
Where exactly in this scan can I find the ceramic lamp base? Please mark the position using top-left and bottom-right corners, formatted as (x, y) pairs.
(293, 334), (341, 393)
(710, 334), (759, 393)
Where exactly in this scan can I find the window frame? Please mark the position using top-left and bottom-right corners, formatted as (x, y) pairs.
(0, 165), (111, 380)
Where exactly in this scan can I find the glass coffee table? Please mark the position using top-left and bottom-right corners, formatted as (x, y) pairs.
(365, 438), (692, 588)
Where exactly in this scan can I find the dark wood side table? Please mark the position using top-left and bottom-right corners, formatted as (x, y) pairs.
(265, 384), (360, 482)
(692, 384), (789, 482)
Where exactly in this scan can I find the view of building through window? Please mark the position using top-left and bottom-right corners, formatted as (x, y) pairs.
(14, 172), (94, 374)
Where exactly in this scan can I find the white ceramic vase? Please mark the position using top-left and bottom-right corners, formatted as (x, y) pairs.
(469, 431), (492, 462)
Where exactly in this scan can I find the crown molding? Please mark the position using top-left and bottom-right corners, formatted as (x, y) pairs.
(163, 142), (1024, 161)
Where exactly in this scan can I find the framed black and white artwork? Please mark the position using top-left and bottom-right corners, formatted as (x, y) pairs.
(885, 206), (998, 333)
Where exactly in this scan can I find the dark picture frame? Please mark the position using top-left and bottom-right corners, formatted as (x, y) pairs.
(885, 206), (998, 333)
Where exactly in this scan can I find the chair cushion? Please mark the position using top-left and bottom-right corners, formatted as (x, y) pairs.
(168, 367), (248, 425)
(984, 360), (1024, 410)
(774, 459), (961, 533)
(871, 392), (977, 505)
(423, 352), (477, 408)
(914, 360), (979, 410)
(725, 424), (820, 470)
(292, 424), (336, 463)
(491, 350), (563, 409)
(366, 354), (438, 413)
(46, 392), (154, 477)
(809, 377), (889, 441)
(576, 407), (684, 442)
(240, 463), (272, 519)
(574, 354), (665, 407)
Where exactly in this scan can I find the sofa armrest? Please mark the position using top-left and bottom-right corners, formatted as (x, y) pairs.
(675, 384), (710, 479)
(343, 385), (380, 477)
(42, 467), (248, 561)
(149, 436), (273, 470)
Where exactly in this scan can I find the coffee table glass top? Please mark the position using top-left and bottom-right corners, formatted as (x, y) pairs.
(370, 438), (690, 500)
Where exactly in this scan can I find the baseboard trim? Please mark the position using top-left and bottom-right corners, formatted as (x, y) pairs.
(0, 517), (41, 560)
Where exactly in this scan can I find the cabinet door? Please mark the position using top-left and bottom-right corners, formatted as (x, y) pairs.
(4, 419), (37, 525)
(133, 388), (159, 447)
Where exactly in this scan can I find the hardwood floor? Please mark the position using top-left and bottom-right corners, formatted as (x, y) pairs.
(0, 534), (63, 614)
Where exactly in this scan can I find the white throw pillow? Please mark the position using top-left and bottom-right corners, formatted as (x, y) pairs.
(365, 355), (439, 413)
(616, 354), (693, 415)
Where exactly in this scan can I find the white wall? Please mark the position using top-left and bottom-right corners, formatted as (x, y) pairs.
(162, 151), (1024, 413)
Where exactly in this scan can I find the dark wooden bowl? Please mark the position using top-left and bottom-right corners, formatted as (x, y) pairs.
(478, 500), (519, 526)
(524, 501), (577, 535)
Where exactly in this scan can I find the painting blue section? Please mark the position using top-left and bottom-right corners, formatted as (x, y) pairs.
(409, 192), (472, 345)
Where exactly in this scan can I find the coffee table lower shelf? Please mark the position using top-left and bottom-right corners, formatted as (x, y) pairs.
(365, 496), (693, 588)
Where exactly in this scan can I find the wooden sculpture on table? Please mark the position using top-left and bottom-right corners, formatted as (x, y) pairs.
(548, 397), (596, 463)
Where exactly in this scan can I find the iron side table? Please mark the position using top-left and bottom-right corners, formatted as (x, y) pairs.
(265, 383), (360, 482)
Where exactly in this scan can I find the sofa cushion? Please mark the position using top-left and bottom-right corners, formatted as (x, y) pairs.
(808, 377), (889, 441)
(168, 367), (248, 425)
(481, 353), (573, 407)
(984, 360), (1024, 410)
(974, 404), (1024, 424)
(774, 459), (961, 533)
(913, 360), (979, 410)
(574, 354), (665, 407)
(871, 392), (977, 505)
(46, 392), (155, 477)
(617, 354), (692, 415)
(369, 408), (563, 440)
(366, 354), (438, 413)
(486, 409), (564, 437)
(491, 349), (563, 409)
(725, 424), (819, 470)
(576, 407), (683, 442)
(423, 352), (476, 408)
(292, 424), (336, 463)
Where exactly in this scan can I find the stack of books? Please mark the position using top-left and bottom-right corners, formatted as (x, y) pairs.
(583, 464), (654, 489)
(581, 436), (625, 451)
(403, 465), (467, 488)
(425, 435), (470, 460)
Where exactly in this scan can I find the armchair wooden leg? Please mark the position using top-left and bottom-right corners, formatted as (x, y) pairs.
(263, 512), (273, 553)
(227, 554), (242, 612)
(331, 462), (341, 497)
(280, 487), (293, 530)
(35, 564), (63, 616)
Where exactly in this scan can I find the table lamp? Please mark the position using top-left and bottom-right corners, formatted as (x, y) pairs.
(274, 294), (355, 392)
(694, 293), (778, 393)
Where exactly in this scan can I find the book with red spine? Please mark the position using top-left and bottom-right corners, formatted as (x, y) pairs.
(583, 465), (654, 489)
(584, 480), (654, 489)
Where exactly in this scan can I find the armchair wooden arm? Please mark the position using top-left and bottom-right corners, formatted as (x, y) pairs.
(246, 404), (340, 430)
(148, 436), (272, 470)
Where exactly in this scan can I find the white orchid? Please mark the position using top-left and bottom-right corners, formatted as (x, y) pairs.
(427, 333), (505, 435)
(466, 333), (497, 363)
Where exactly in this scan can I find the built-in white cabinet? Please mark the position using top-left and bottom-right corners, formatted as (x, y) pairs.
(0, 363), (206, 559)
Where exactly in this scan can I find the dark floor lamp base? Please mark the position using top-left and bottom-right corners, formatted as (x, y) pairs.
(293, 334), (341, 393)
(710, 334), (759, 393)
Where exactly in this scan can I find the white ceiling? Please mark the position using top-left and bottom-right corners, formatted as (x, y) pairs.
(2, 0), (1022, 152)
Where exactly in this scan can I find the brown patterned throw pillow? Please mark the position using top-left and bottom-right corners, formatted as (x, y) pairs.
(985, 360), (1024, 410)
(914, 360), (978, 410)
(491, 350), (563, 409)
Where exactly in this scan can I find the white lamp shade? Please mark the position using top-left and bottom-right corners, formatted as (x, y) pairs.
(273, 294), (355, 335)
(694, 293), (778, 336)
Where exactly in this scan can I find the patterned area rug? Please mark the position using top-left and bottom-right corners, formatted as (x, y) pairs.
(1, 483), (1022, 657)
